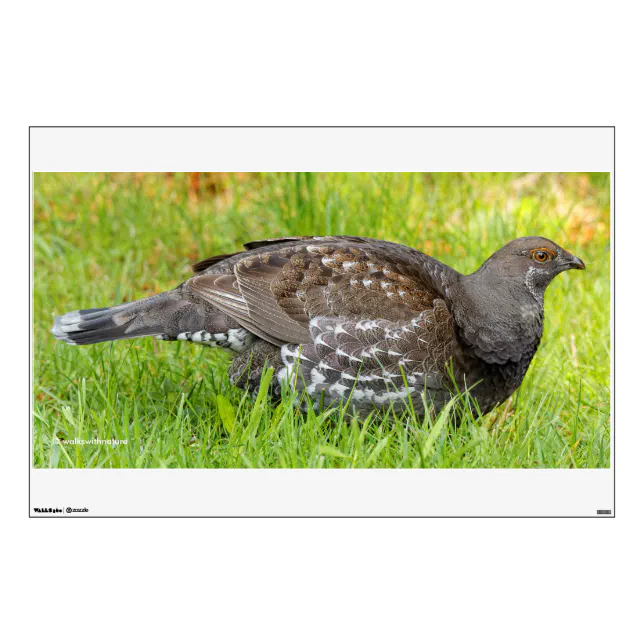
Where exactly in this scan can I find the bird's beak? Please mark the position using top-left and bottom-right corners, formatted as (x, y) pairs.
(559, 253), (586, 271)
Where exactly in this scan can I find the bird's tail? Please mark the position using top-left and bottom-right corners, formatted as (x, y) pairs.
(51, 292), (190, 346)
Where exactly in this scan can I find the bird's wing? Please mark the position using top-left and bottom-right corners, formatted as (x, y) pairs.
(186, 238), (446, 345)
(192, 237), (316, 273)
(191, 253), (239, 274)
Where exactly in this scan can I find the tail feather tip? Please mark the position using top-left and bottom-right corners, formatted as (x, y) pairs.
(51, 313), (79, 345)
(51, 309), (106, 345)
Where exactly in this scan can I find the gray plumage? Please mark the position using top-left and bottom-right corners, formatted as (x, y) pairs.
(52, 235), (585, 416)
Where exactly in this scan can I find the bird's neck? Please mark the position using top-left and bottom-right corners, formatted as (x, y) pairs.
(450, 270), (544, 365)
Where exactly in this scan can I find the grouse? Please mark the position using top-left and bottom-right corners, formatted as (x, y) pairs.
(52, 236), (585, 416)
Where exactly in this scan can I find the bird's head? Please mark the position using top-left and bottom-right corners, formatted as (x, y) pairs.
(474, 236), (585, 302)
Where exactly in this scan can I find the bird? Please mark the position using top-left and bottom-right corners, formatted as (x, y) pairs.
(51, 235), (585, 417)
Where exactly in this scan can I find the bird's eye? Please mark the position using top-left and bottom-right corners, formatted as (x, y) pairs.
(531, 249), (551, 263)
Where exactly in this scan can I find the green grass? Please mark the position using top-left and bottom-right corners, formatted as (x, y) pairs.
(33, 172), (611, 468)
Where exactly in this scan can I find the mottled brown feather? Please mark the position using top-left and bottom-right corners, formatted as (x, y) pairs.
(186, 239), (447, 346)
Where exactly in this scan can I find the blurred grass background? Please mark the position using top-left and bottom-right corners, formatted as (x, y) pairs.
(33, 172), (610, 468)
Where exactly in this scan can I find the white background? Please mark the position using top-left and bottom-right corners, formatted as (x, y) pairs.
(3, 2), (642, 643)
(31, 126), (614, 171)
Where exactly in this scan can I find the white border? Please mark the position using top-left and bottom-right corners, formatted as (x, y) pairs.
(31, 469), (613, 517)
(30, 126), (613, 172)
(30, 127), (614, 517)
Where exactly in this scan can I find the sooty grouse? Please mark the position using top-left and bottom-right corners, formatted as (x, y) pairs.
(52, 236), (585, 416)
